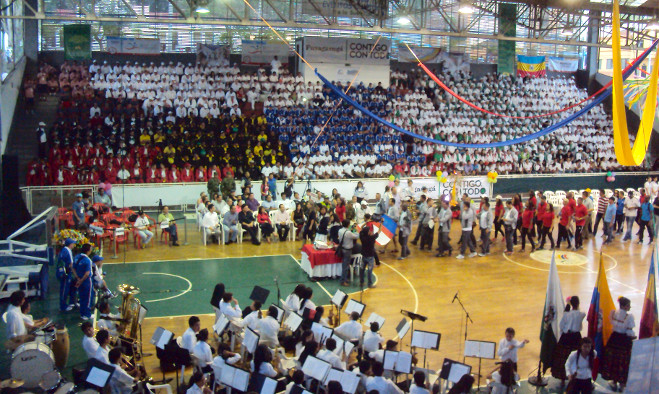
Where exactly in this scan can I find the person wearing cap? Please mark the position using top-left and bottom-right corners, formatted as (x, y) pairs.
(91, 255), (115, 299)
(72, 193), (87, 229)
(57, 237), (78, 312)
(134, 211), (154, 248)
(74, 244), (94, 320)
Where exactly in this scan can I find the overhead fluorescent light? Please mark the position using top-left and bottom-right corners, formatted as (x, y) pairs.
(560, 27), (574, 36)
(397, 16), (411, 25)
(458, 1), (475, 14)
(196, 6), (210, 13)
(646, 20), (659, 31)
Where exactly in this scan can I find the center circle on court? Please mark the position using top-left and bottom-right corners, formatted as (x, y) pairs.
(529, 250), (588, 266)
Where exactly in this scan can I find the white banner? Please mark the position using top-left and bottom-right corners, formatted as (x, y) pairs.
(346, 38), (390, 65)
(241, 40), (290, 66)
(301, 0), (381, 18)
(398, 45), (442, 63)
(196, 43), (230, 66)
(106, 37), (160, 55)
(439, 176), (491, 201)
(547, 57), (579, 73)
(303, 37), (346, 64)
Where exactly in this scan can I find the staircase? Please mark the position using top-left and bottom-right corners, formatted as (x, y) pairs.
(4, 94), (60, 186)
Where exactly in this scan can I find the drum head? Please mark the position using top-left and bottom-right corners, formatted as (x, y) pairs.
(54, 382), (74, 394)
(39, 370), (61, 391)
(11, 342), (55, 388)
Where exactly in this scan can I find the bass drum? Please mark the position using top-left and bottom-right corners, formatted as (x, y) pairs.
(11, 342), (55, 388)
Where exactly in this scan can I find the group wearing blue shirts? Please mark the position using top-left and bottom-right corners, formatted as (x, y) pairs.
(73, 243), (94, 320)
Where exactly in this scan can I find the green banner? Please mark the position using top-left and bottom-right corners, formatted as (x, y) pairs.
(498, 3), (516, 75)
(63, 24), (91, 61)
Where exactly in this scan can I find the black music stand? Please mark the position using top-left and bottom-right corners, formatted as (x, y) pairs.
(400, 309), (427, 343)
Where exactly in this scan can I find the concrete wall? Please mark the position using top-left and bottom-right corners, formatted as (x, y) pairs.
(1, 57), (26, 155)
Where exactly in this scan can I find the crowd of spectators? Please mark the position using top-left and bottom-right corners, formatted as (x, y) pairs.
(24, 59), (642, 187)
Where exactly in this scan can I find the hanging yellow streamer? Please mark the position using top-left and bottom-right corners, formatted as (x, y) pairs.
(612, 0), (659, 166)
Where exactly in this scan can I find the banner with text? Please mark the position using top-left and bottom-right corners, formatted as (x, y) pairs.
(346, 38), (390, 65)
(398, 45), (442, 63)
(106, 37), (160, 55)
(547, 57), (579, 73)
(302, 37), (389, 65)
(196, 43), (230, 66)
(63, 24), (91, 61)
(301, 0), (382, 18)
(241, 40), (290, 66)
(410, 176), (491, 201)
(303, 37), (347, 63)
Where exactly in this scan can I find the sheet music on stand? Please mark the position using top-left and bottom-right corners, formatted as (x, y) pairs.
(150, 327), (173, 350)
(84, 359), (115, 388)
(383, 350), (413, 374)
(213, 314), (230, 335)
(220, 364), (251, 391)
(365, 312), (385, 329)
(322, 368), (361, 394)
(330, 334), (355, 358)
(332, 290), (348, 308)
(270, 304), (285, 323)
(311, 322), (333, 344)
(411, 330), (441, 350)
(243, 326), (260, 354)
(395, 319), (411, 340)
(464, 340), (496, 359)
(344, 299), (365, 317)
(255, 374), (279, 394)
(283, 311), (303, 332)
(301, 355), (332, 382)
(439, 358), (472, 385)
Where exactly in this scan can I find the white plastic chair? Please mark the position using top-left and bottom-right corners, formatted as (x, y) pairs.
(350, 254), (363, 283)
(146, 382), (173, 394)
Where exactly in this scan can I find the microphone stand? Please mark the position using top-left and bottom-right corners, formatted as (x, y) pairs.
(274, 276), (281, 307)
(453, 293), (473, 363)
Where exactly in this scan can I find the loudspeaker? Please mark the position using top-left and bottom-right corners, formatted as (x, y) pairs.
(1, 154), (19, 191)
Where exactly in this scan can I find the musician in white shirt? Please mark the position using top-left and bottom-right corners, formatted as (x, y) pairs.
(96, 302), (120, 337)
(109, 348), (141, 394)
(134, 210), (153, 247)
(363, 322), (385, 353)
(192, 329), (213, 373)
(5, 291), (27, 340)
(219, 292), (242, 319)
(497, 327), (529, 370)
(94, 329), (111, 364)
(259, 306), (281, 347)
(19, 300), (48, 331)
(365, 362), (403, 394)
(317, 338), (345, 369)
(285, 284), (305, 314)
(212, 342), (242, 369)
(186, 372), (211, 394)
(409, 371), (430, 394)
(181, 316), (201, 352)
(81, 321), (99, 359)
(565, 338), (596, 394)
(334, 312), (362, 342)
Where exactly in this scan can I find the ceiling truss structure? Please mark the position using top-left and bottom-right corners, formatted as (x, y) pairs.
(7, 0), (659, 53)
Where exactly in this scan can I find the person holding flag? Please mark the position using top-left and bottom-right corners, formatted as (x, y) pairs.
(586, 252), (616, 382)
(539, 251), (564, 378)
(639, 252), (658, 339)
(601, 296), (636, 392)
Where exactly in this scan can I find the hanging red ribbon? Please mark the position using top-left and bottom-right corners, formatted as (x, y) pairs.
(416, 50), (647, 119)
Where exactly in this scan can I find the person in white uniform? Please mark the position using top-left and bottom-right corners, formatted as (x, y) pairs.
(334, 312), (362, 342)
(108, 347), (141, 394)
(5, 291), (28, 341)
(258, 306), (281, 347)
(192, 329), (213, 373)
(181, 316), (201, 352)
(81, 321), (99, 359)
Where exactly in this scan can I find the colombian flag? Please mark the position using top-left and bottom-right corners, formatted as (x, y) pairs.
(639, 250), (658, 339)
(587, 252), (616, 369)
(517, 55), (546, 78)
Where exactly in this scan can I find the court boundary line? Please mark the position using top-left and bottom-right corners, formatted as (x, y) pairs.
(142, 272), (193, 302)
(106, 253), (298, 265)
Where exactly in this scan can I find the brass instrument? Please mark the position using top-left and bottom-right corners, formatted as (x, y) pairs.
(328, 306), (338, 327)
(117, 284), (141, 341)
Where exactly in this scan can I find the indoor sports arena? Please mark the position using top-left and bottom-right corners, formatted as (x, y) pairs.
(1, 0), (659, 392)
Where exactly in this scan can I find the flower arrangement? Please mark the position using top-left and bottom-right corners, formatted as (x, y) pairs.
(52, 229), (101, 255)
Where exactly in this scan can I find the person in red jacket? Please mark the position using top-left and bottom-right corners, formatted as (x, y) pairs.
(195, 166), (207, 182)
(573, 197), (589, 250)
(104, 162), (118, 184)
(167, 166), (181, 183)
(130, 163), (142, 183)
(180, 163), (194, 182)
(557, 198), (573, 249)
(222, 164), (234, 179)
(88, 168), (100, 185)
(145, 164), (160, 183)
(536, 193), (547, 236)
(51, 166), (67, 185)
(520, 201), (536, 252)
(26, 160), (39, 186)
(158, 163), (168, 183)
(538, 203), (555, 250)
(207, 164), (221, 181)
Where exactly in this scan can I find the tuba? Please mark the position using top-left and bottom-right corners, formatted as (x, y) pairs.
(116, 284), (142, 341)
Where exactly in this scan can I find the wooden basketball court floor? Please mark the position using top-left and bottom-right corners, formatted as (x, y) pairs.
(1, 219), (653, 393)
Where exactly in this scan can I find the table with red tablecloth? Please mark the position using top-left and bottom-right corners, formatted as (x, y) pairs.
(300, 244), (343, 279)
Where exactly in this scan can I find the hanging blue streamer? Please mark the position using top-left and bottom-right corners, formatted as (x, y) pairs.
(315, 39), (658, 149)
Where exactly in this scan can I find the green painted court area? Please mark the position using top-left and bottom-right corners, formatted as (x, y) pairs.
(0, 254), (366, 381)
(103, 255), (366, 318)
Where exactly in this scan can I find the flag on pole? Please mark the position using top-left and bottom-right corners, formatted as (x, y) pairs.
(587, 252), (616, 359)
(540, 251), (565, 372)
(639, 249), (658, 339)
